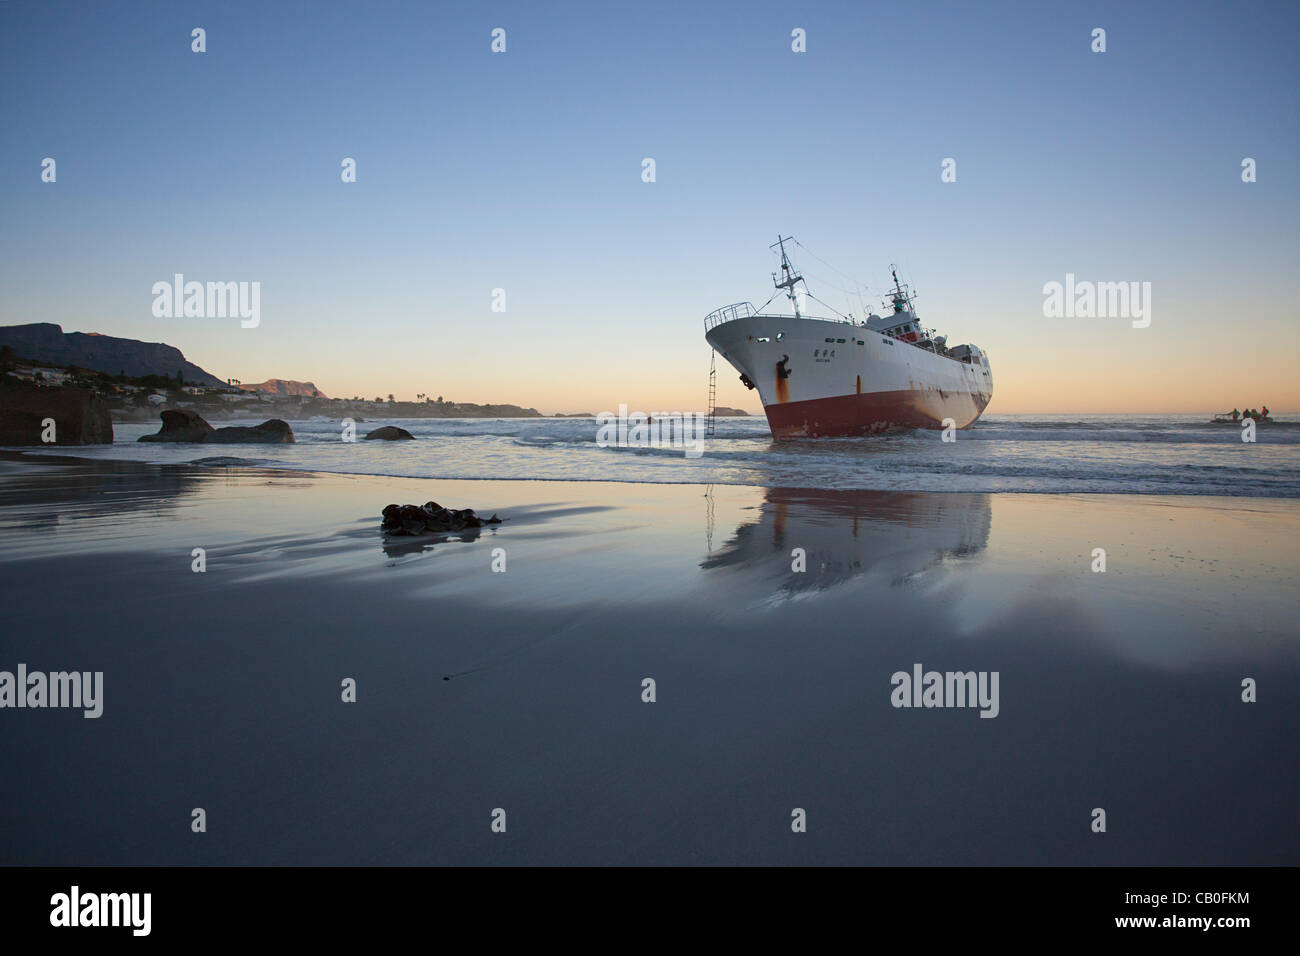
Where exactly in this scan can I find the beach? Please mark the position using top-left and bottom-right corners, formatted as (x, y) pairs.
(0, 451), (1295, 866)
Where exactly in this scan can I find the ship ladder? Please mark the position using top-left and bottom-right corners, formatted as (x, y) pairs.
(706, 350), (718, 437)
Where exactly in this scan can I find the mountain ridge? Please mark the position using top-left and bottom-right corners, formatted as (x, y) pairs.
(0, 323), (226, 387)
(240, 379), (327, 398)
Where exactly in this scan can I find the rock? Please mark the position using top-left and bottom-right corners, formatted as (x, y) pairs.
(364, 425), (414, 441)
(204, 419), (295, 444)
(138, 409), (214, 442)
(190, 456), (264, 467)
(138, 410), (294, 444)
(381, 501), (503, 536)
(0, 383), (113, 445)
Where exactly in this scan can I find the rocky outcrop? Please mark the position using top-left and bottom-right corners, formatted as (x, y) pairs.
(203, 419), (294, 444)
(138, 410), (294, 444)
(364, 426), (414, 440)
(0, 383), (113, 445)
(240, 379), (327, 398)
(712, 407), (751, 417)
(137, 409), (214, 442)
(0, 323), (225, 386)
(381, 502), (501, 535)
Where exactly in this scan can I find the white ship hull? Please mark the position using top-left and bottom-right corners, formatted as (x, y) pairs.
(706, 314), (993, 438)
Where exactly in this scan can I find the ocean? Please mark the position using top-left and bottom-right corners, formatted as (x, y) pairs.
(25, 413), (1300, 497)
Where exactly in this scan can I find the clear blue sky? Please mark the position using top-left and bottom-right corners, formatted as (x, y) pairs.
(2, 0), (1296, 412)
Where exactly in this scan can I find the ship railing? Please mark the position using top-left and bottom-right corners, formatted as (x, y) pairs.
(704, 302), (756, 332)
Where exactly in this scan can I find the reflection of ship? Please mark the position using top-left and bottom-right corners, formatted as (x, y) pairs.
(703, 487), (991, 594)
(705, 237), (993, 438)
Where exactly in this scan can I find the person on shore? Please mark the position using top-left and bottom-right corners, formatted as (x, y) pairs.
(1231, 409), (1240, 422)
(1262, 405), (1270, 419)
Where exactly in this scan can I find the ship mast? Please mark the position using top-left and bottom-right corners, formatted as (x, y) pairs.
(887, 263), (936, 352)
(771, 235), (806, 318)
(889, 264), (913, 314)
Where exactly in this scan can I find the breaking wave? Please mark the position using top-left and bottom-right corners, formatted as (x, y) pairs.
(13, 413), (1300, 497)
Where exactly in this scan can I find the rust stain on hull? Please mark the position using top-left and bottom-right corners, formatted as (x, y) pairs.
(774, 355), (791, 403)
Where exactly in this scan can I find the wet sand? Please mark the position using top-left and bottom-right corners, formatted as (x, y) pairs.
(0, 452), (1296, 865)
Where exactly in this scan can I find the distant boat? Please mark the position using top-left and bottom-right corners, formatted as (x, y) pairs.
(1211, 412), (1273, 424)
(705, 237), (993, 438)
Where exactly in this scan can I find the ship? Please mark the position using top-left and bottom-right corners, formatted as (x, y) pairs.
(704, 237), (993, 438)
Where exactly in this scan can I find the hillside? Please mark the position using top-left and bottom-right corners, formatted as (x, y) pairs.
(0, 323), (225, 387)
(241, 379), (327, 398)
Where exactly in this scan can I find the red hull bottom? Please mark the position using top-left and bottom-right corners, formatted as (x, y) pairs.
(763, 388), (990, 438)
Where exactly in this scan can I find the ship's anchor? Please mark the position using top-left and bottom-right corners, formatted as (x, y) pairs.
(739, 373), (755, 390)
(776, 355), (791, 379)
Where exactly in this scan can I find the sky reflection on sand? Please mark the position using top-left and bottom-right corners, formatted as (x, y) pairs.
(2, 453), (1295, 671)
(0, 455), (1296, 864)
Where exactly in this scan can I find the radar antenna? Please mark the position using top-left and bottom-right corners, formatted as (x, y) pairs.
(887, 264), (916, 315)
